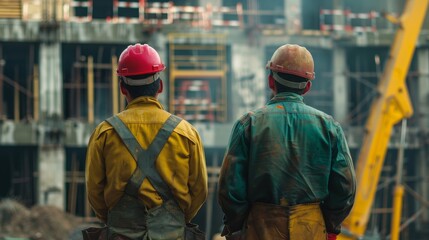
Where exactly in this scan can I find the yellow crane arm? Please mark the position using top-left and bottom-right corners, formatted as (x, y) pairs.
(338, 0), (429, 239)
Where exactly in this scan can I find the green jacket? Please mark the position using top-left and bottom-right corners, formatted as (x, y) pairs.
(218, 92), (356, 234)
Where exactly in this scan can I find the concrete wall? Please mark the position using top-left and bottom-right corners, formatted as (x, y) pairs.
(230, 44), (266, 120)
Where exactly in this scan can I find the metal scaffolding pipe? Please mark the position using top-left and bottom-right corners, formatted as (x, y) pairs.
(87, 56), (94, 124)
(33, 65), (39, 121)
(111, 55), (118, 115)
(0, 45), (3, 119)
(14, 81), (19, 122)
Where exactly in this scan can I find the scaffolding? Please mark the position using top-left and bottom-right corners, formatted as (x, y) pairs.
(63, 46), (122, 122)
(168, 33), (228, 123)
(0, 0), (22, 19)
(320, 9), (380, 33)
(69, 0), (93, 22)
(340, 51), (426, 239)
(0, 44), (37, 122)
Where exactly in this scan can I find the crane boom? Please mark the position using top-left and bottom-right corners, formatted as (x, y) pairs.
(338, 0), (429, 239)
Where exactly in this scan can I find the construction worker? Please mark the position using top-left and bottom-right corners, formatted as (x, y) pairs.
(217, 44), (356, 240)
(85, 43), (208, 239)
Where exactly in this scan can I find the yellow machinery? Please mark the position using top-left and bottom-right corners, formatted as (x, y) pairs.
(339, 0), (429, 239)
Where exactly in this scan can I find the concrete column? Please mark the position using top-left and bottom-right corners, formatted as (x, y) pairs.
(37, 42), (65, 209)
(199, 0), (222, 8)
(231, 44), (265, 120)
(333, 0), (344, 34)
(39, 43), (63, 118)
(38, 146), (65, 209)
(332, 48), (348, 123)
(147, 31), (168, 106)
(198, 0), (222, 23)
(417, 48), (429, 224)
(285, 0), (302, 34)
(385, 0), (401, 14)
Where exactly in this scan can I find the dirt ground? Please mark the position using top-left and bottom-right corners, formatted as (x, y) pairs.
(0, 198), (89, 240)
(0, 199), (223, 240)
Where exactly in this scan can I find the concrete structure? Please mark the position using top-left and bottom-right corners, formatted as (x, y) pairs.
(0, 0), (428, 238)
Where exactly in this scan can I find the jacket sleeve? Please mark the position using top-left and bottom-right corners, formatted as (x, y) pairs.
(85, 126), (109, 223)
(321, 122), (357, 234)
(218, 116), (250, 234)
(186, 130), (208, 222)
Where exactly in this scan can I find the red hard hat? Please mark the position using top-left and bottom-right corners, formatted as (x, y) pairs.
(117, 43), (166, 77)
(266, 44), (315, 80)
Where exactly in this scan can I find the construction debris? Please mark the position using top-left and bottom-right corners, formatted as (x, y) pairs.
(0, 198), (84, 240)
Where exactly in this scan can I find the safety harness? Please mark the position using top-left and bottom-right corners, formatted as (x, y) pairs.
(105, 115), (186, 240)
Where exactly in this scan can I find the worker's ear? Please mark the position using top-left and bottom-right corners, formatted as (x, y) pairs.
(302, 81), (312, 95)
(158, 79), (163, 94)
(119, 80), (128, 95)
(268, 74), (276, 91)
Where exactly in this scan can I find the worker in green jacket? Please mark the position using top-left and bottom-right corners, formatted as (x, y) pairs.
(85, 43), (208, 239)
(218, 44), (356, 240)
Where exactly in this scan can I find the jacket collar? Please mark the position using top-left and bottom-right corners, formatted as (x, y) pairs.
(125, 96), (165, 110)
(268, 92), (304, 104)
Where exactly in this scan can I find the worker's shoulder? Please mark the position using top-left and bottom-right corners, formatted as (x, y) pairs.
(173, 116), (201, 144)
(91, 114), (201, 143)
(94, 119), (113, 135)
(250, 103), (333, 119)
(88, 119), (114, 140)
(302, 104), (334, 119)
(236, 105), (281, 123)
(301, 105), (346, 131)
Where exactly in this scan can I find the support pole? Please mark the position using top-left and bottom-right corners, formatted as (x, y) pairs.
(0, 45), (3, 119)
(33, 65), (39, 121)
(111, 55), (118, 115)
(27, 45), (34, 119)
(87, 56), (94, 124)
(14, 81), (19, 122)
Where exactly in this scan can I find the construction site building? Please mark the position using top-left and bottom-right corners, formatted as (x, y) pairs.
(0, 0), (428, 239)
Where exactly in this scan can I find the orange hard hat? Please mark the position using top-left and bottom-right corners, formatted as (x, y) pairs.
(266, 44), (315, 80)
(117, 44), (166, 85)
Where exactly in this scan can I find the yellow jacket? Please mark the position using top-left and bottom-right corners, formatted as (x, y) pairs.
(85, 97), (208, 223)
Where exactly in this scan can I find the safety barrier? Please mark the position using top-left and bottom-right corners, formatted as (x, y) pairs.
(174, 80), (214, 122)
(30, 2), (384, 33)
(69, 0), (93, 22)
(69, 1), (244, 28)
(110, 0), (143, 23)
(320, 9), (380, 33)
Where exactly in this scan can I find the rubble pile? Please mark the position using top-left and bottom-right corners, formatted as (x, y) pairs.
(0, 199), (84, 240)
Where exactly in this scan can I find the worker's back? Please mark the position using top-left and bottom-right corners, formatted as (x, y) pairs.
(218, 44), (355, 240)
(246, 92), (336, 206)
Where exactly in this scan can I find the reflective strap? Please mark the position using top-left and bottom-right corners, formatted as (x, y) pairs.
(105, 115), (182, 200)
(121, 72), (160, 86)
(106, 116), (147, 197)
(141, 115), (182, 201)
(125, 168), (146, 197)
(272, 71), (308, 89)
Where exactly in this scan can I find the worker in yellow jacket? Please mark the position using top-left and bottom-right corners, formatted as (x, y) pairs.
(85, 43), (208, 240)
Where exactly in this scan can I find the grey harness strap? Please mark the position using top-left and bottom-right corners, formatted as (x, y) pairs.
(105, 114), (182, 200)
